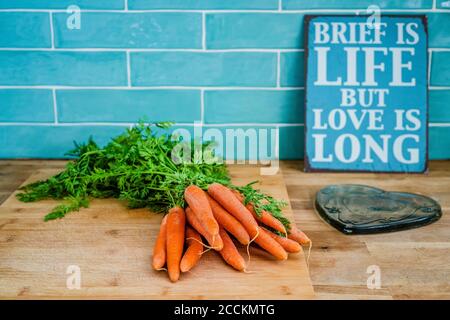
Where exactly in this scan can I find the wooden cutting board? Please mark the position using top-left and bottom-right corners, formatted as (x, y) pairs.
(0, 166), (314, 299)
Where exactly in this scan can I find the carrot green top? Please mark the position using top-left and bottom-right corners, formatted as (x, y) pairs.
(17, 120), (289, 230)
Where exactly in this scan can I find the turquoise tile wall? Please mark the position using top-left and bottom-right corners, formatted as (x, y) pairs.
(205, 12), (450, 49)
(206, 14), (305, 49)
(0, 1), (124, 9)
(130, 52), (277, 86)
(128, 0), (278, 10)
(0, 13), (51, 48)
(0, 51), (127, 86)
(56, 90), (201, 123)
(429, 90), (450, 122)
(0, 90), (54, 122)
(431, 52), (450, 86)
(0, 0), (449, 159)
(280, 52), (305, 87)
(204, 90), (304, 124)
(53, 13), (202, 49)
(282, 0), (434, 10)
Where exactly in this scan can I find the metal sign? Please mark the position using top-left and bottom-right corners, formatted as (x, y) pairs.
(304, 15), (428, 172)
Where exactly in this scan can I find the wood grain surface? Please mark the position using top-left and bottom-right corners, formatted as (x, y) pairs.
(0, 164), (314, 299)
(281, 161), (450, 300)
(1, 160), (449, 299)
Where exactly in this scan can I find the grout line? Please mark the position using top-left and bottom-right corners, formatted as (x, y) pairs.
(5, 47), (450, 52)
(429, 86), (450, 90)
(0, 122), (306, 127)
(428, 50), (432, 85)
(274, 126), (280, 160)
(430, 123), (450, 127)
(0, 48), (305, 52)
(433, 0), (437, 10)
(124, 0), (128, 11)
(126, 50), (131, 87)
(3, 47), (450, 52)
(1, 122), (450, 127)
(202, 12), (206, 50)
(428, 48), (450, 52)
(0, 122), (154, 127)
(49, 12), (55, 49)
(206, 123), (305, 127)
(2, 85), (450, 90)
(1, 9), (450, 13)
(278, 0), (282, 11)
(276, 51), (281, 87)
(200, 89), (205, 124)
(52, 89), (58, 124)
(0, 85), (305, 90)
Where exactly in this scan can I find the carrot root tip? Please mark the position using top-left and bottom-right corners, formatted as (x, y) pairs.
(244, 228), (260, 269)
(155, 267), (167, 272)
(245, 242), (252, 267)
(186, 236), (218, 251)
(202, 247), (213, 255)
(305, 241), (312, 267)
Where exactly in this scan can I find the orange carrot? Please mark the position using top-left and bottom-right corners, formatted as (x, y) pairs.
(261, 228), (301, 253)
(208, 183), (259, 237)
(288, 224), (311, 246)
(152, 215), (168, 270)
(218, 227), (246, 271)
(231, 189), (245, 203)
(166, 207), (186, 282)
(185, 185), (219, 237)
(180, 227), (203, 273)
(231, 190), (287, 235)
(206, 194), (250, 245)
(186, 207), (223, 250)
(253, 227), (288, 260)
(246, 204), (287, 235)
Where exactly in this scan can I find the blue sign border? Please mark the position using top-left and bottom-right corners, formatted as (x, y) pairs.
(303, 14), (429, 173)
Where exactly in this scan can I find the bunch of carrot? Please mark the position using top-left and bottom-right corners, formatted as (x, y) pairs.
(152, 183), (310, 282)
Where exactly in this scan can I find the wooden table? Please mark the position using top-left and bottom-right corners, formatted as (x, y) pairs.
(0, 163), (313, 299)
(1, 160), (449, 299)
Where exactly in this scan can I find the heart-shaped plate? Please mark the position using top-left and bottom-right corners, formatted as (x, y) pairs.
(315, 184), (442, 234)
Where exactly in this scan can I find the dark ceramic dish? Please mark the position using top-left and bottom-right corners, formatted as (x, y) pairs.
(315, 184), (442, 234)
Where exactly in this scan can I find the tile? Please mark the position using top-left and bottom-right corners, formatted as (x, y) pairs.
(53, 12), (202, 49)
(279, 125), (304, 159)
(0, 90), (54, 122)
(429, 126), (450, 159)
(130, 52), (277, 87)
(128, 0), (278, 10)
(57, 90), (201, 122)
(431, 51), (450, 86)
(428, 13), (450, 48)
(0, 51), (127, 86)
(429, 90), (450, 123)
(0, 13), (51, 48)
(283, 0), (433, 9)
(206, 13), (305, 49)
(204, 90), (304, 123)
(0, 0), (124, 9)
(280, 52), (305, 87)
(0, 125), (194, 158)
